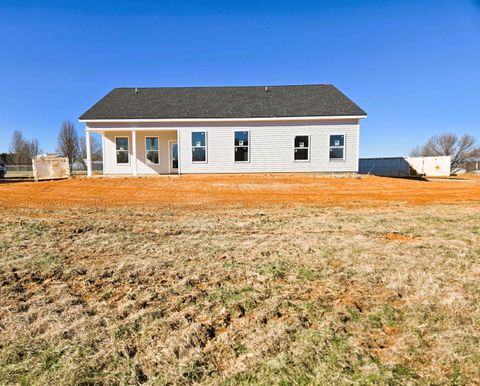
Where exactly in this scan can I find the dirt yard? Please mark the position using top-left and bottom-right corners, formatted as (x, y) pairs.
(1, 175), (479, 384)
(1, 174), (479, 209)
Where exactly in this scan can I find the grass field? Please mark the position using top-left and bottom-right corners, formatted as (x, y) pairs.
(0, 175), (479, 385)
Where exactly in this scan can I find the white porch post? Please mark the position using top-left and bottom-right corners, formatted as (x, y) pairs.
(132, 129), (137, 176)
(86, 130), (92, 177)
(101, 132), (105, 176)
(177, 129), (181, 175)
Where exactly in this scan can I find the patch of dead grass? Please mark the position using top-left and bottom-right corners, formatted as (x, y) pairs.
(0, 204), (479, 384)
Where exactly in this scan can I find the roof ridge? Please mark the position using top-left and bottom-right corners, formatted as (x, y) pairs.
(112, 84), (335, 90)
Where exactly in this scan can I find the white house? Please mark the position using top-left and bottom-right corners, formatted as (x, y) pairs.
(79, 84), (367, 176)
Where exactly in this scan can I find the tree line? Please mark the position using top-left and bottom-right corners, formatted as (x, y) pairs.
(1, 131), (41, 165)
(1, 120), (101, 169)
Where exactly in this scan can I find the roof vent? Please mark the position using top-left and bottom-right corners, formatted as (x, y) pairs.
(135, 88), (138, 94)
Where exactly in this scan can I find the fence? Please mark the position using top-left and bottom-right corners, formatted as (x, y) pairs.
(5, 162), (103, 175)
(71, 161), (103, 172)
(4, 165), (33, 172)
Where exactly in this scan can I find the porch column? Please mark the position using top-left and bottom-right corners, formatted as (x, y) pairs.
(101, 132), (105, 176)
(132, 129), (138, 176)
(86, 130), (92, 177)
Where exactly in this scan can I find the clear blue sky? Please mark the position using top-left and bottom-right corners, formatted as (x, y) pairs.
(1, 0), (479, 156)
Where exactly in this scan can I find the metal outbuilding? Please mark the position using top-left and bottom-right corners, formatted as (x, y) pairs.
(359, 156), (451, 177)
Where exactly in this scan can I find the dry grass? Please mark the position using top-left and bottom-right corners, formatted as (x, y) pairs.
(1, 200), (479, 384)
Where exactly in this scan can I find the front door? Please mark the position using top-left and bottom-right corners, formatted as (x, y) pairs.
(169, 141), (178, 173)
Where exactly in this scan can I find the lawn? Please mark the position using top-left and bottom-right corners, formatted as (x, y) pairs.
(0, 175), (479, 384)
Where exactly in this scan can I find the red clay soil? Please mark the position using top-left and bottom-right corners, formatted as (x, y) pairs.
(384, 233), (416, 241)
(1, 174), (479, 209)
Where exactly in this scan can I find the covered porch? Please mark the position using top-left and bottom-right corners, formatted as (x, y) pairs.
(85, 128), (179, 176)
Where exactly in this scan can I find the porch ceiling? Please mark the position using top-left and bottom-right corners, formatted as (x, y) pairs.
(86, 128), (178, 133)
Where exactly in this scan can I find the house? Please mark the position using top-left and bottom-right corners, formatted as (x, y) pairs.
(79, 84), (367, 176)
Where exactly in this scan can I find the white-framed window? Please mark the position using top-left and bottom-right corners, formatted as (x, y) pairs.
(192, 131), (207, 163)
(115, 137), (129, 165)
(329, 134), (345, 160)
(234, 131), (249, 162)
(145, 136), (159, 164)
(294, 135), (310, 162)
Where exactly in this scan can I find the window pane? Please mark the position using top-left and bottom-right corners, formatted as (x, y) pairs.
(295, 148), (309, 160)
(330, 147), (344, 159)
(146, 137), (158, 151)
(294, 136), (309, 148)
(117, 151), (128, 164)
(192, 132), (206, 147)
(330, 135), (344, 147)
(192, 147), (206, 162)
(234, 131), (249, 146)
(116, 137), (129, 151)
(147, 150), (159, 164)
(171, 144), (178, 169)
(235, 147), (249, 162)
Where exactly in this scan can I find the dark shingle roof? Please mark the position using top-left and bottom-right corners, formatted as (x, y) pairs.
(79, 84), (366, 120)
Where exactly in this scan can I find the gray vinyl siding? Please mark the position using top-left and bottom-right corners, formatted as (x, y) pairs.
(178, 122), (359, 173)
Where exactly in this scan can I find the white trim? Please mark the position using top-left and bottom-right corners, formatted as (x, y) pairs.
(329, 133), (346, 162)
(86, 130), (92, 176)
(293, 134), (311, 163)
(356, 124), (360, 172)
(177, 130), (181, 175)
(86, 128), (177, 133)
(114, 136), (130, 165)
(80, 115), (367, 124)
(132, 130), (137, 176)
(234, 130), (250, 163)
(168, 140), (179, 174)
(145, 135), (160, 165)
(101, 131), (105, 176)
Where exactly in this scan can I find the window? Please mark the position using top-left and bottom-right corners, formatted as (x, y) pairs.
(294, 135), (310, 161)
(234, 131), (249, 162)
(329, 134), (345, 160)
(192, 132), (207, 162)
(145, 137), (159, 164)
(115, 137), (129, 164)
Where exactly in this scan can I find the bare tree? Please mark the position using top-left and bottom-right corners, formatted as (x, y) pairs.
(57, 121), (79, 170)
(9, 130), (24, 164)
(79, 133), (102, 167)
(411, 133), (480, 172)
(9, 130), (41, 164)
(30, 137), (40, 160)
(409, 145), (423, 158)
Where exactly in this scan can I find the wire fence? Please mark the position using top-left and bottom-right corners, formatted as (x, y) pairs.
(71, 162), (104, 171)
(4, 165), (33, 172)
(4, 162), (103, 176)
